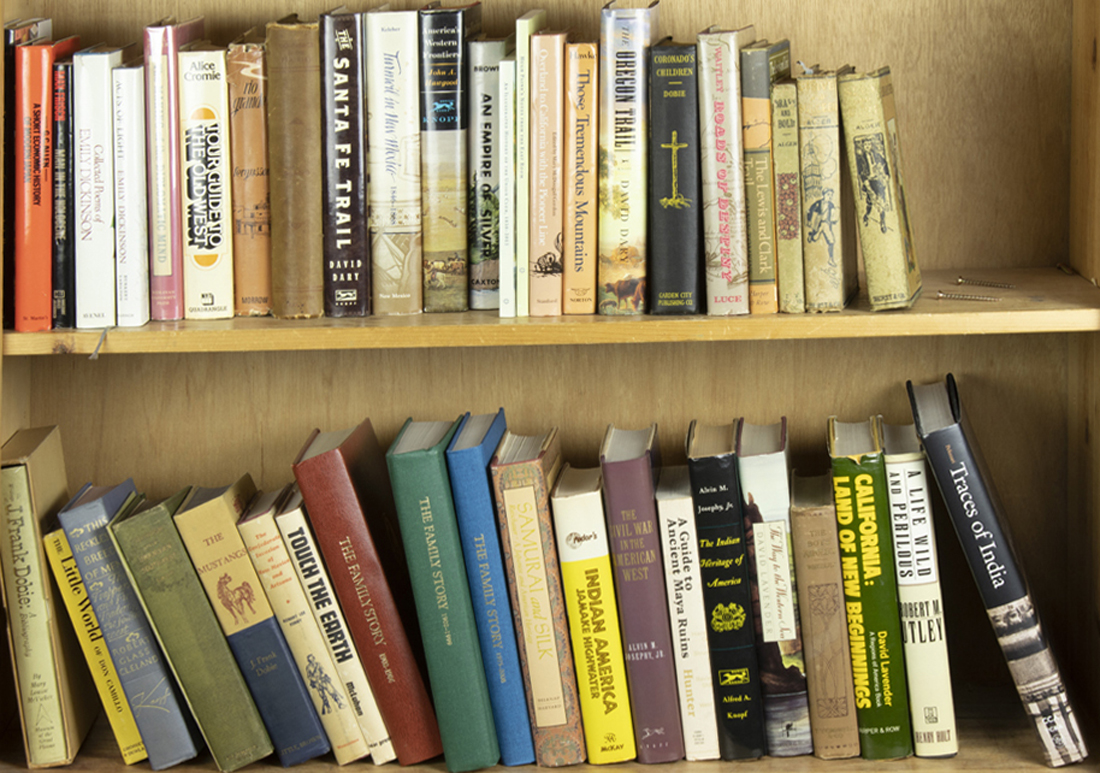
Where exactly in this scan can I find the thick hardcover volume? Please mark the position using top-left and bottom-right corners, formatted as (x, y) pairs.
(14, 37), (79, 331)
(275, 491), (396, 765)
(292, 419), (443, 765)
(597, 1), (660, 316)
(696, 25), (755, 315)
(734, 419), (811, 756)
(838, 67), (922, 311)
(771, 78), (804, 312)
(174, 476), (330, 766)
(788, 473), (860, 760)
(144, 17), (205, 321)
(489, 429), (586, 766)
(365, 9), (423, 315)
(226, 29), (272, 316)
(653, 467), (719, 761)
(740, 39), (790, 315)
(827, 416), (913, 760)
(419, 4), (482, 313)
(52, 57), (75, 328)
(57, 481), (201, 770)
(684, 422), (765, 760)
(43, 529), (147, 765)
(321, 10), (369, 318)
(909, 375), (1088, 767)
(238, 490), (371, 766)
(648, 40), (702, 315)
(387, 419), (501, 772)
(179, 42), (235, 320)
(469, 38), (514, 310)
(551, 465), (637, 764)
(112, 58), (151, 328)
(266, 16), (324, 318)
(797, 66), (857, 312)
(108, 489), (275, 773)
(600, 425), (685, 763)
(881, 422), (958, 758)
(0, 427), (97, 768)
(497, 54), (518, 317)
(514, 10), (549, 316)
(563, 42), (597, 314)
(445, 411), (536, 766)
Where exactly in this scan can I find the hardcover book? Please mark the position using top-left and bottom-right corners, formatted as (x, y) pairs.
(366, 8), (423, 315)
(111, 56), (151, 328)
(648, 39), (702, 315)
(550, 464), (637, 764)
(653, 466), (719, 760)
(292, 419), (443, 765)
(696, 24), (755, 315)
(597, 0), (661, 315)
(562, 41), (598, 314)
(444, 411), (536, 766)
(514, 9), (548, 316)
(881, 421), (958, 757)
(908, 375), (1088, 767)
(600, 424), (685, 763)
(51, 56), (75, 328)
(685, 421), (766, 760)
(489, 428), (586, 766)
(771, 77), (804, 312)
(108, 488), (274, 773)
(788, 472), (861, 759)
(497, 53), (518, 318)
(827, 416), (913, 759)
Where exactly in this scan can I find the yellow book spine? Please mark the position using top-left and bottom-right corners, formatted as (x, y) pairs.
(43, 530), (147, 765)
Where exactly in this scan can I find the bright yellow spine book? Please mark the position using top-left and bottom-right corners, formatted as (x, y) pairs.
(43, 529), (147, 765)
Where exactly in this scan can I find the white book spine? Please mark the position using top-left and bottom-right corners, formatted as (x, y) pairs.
(497, 55), (517, 318)
(112, 64), (151, 328)
(514, 10), (547, 317)
(178, 47), (234, 319)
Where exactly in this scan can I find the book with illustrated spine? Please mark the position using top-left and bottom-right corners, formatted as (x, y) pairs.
(514, 9), (548, 317)
(771, 77), (804, 312)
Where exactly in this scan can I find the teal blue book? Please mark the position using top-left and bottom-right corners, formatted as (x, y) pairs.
(387, 417), (501, 773)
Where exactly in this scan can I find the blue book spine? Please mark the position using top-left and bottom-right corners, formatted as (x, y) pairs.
(226, 618), (331, 767)
(445, 410), (536, 766)
(59, 481), (203, 770)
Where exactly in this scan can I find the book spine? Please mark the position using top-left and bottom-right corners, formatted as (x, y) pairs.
(687, 454), (766, 760)
(771, 80), (804, 313)
(366, 11), (423, 315)
(468, 40), (508, 311)
(597, 7), (658, 315)
(52, 58), (75, 328)
(266, 20), (324, 318)
(648, 43), (702, 315)
(696, 29), (751, 315)
(602, 456), (685, 763)
(113, 64), (151, 328)
(529, 32), (565, 317)
(321, 12), (370, 318)
(43, 530), (148, 765)
(885, 452), (958, 757)
(562, 42), (597, 314)
(514, 12), (547, 317)
(497, 56), (517, 318)
(830, 452), (913, 759)
(226, 39), (272, 316)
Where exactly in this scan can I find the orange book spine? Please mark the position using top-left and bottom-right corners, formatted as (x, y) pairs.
(562, 42), (597, 314)
(528, 31), (566, 317)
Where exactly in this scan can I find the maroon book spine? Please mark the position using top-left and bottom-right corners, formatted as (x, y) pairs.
(292, 419), (442, 765)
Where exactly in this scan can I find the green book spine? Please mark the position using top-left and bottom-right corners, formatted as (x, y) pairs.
(830, 450), (913, 760)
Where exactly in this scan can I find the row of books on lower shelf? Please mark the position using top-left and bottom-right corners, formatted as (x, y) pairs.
(0, 375), (1087, 772)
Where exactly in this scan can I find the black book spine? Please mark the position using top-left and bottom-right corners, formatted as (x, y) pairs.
(648, 42), (702, 315)
(51, 58), (75, 328)
(687, 452), (766, 760)
(320, 12), (370, 317)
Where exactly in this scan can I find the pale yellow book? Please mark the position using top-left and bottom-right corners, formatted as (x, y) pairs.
(563, 41), (598, 314)
(515, 9), (548, 317)
(771, 77), (804, 313)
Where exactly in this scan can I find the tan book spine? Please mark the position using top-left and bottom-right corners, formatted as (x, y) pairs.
(771, 79), (804, 313)
(562, 42), (597, 314)
(529, 31), (567, 317)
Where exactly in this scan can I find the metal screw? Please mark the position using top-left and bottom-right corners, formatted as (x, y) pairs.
(937, 290), (1002, 302)
(956, 275), (1015, 289)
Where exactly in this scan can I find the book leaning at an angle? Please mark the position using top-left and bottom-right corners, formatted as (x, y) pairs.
(513, 9), (548, 317)
(112, 55), (151, 327)
(563, 41), (597, 314)
(908, 374), (1088, 767)
(600, 424), (685, 763)
(653, 466), (719, 761)
(109, 488), (274, 773)
(52, 55), (76, 328)
(490, 428), (586, 766)
(551, 465), (637, 764)
(881, 421), (958, 758)
(445, 411), (536, 766)
(497, 53), (518, 318)
(771, 77), (804, 313)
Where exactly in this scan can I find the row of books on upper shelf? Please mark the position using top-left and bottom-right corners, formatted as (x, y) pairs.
(0, 375), (1082, 773)
(5, 1), (922, 334)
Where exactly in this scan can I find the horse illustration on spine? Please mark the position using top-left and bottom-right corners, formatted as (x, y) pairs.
(217, 573), (257, 625)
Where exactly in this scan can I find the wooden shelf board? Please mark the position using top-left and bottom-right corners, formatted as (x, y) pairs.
(5, 268), (1098, 356)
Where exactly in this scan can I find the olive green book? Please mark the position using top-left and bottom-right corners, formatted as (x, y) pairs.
(827, 416), (912, 760)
